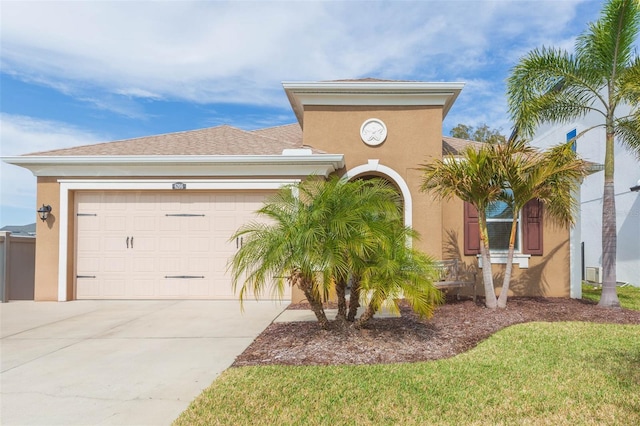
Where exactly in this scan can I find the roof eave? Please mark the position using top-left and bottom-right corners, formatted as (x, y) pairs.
(282, 80), (465, 127)
(2, 154), (346, 178)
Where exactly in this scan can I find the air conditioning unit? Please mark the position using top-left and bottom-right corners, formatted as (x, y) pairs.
(585, 266), (602, 284)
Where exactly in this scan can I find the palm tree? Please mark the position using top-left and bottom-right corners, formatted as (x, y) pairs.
(421, 144), (504, 308)
(507, 0), (640, 308)
(354, 224), (442, 328)
(497, 140), (587, 308)
(230, 176), (439, 329)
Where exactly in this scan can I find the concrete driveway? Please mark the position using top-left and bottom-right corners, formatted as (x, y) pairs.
(0, 300), (287, 425)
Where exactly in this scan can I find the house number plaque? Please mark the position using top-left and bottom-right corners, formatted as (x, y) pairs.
(172, 182), (187, 190)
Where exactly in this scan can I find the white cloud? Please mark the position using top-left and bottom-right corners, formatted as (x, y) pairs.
(0, 114), (104, 226)
(0, 0), (604, 226)
(1, 0), (594, 110)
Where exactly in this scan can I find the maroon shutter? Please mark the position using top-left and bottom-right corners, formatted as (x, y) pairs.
(522, 199), (543, 255)
(464, 202), (481, 255)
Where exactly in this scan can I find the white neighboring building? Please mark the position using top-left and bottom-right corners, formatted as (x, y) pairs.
(532, 107), (640, 287)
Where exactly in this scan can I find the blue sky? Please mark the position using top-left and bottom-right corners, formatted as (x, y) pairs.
(0, 0), (606, 227)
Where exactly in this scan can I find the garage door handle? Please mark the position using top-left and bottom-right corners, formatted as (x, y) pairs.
(131, 236), (134, 249)
(126, 236), (129, 248)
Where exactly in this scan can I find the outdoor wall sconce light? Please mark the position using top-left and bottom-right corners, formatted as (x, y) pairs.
(37, 204), (52, 222)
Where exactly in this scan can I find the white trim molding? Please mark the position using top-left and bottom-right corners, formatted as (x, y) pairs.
(2, 154), (345, 178)
(477, 253), (531, 269)
(283, 80), (464, 126)
(343, 160), (413, 229)
(56, 178), (300, 301)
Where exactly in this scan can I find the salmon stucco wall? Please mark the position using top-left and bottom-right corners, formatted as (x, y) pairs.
(441, 197), (570, 297)
(302, 105), (445, 258)
(34, 177), (61, 300)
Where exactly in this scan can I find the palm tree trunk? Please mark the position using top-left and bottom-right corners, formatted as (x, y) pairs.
(354, 303), (376, 329)
(598, 130), (620, 308)
(335, 277), (347, 322)
(347, 277), (361, 321)
(294, 272), (330, 329)
(498, 217), (518, 308)
(479, 214), (497, 308)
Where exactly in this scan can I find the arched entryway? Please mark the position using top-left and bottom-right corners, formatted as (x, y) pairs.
(343, 159), (413, 229)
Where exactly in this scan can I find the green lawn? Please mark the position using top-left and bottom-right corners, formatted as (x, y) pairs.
(174, 321), (640, 425)
(582, 283), (640, 310)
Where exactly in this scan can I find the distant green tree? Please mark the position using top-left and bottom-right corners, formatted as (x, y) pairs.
(450, 123), (507, 144)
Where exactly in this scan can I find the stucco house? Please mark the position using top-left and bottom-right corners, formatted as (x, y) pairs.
(4, 79), (577, 302)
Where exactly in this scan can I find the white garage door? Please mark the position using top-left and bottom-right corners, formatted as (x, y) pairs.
(75, 191), (286, 299)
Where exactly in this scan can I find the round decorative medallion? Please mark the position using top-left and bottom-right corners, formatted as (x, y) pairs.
(360, 118), (387, 146)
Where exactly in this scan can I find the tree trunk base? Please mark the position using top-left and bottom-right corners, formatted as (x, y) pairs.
(597, 293), (621, 309)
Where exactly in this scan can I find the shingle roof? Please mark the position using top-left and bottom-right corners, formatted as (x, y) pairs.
(25, 124), (320, 156)
(442, 136), (486, 155)
(250, 123), (303, 145)
(22, 122), (482, 158)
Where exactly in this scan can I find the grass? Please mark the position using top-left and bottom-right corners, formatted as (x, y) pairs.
(174, 322), (640, 426)
(582, 283), (640, 310)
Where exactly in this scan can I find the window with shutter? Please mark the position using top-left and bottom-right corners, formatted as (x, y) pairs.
(463, 198), (543, 256)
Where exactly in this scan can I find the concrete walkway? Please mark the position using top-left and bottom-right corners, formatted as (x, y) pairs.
(0, 300), (287, 426)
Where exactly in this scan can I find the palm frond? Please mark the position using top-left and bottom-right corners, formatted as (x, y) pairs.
(616, 111), (640, 159)
(577, 0), (640, 79)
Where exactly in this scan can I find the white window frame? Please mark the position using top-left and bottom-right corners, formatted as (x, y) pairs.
(480, 199), (530, 268)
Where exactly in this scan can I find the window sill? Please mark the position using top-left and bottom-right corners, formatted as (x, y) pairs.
(477, 253), (531, 269)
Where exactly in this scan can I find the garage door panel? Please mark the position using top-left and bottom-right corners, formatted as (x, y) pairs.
(104, 257), (126, 272)
(160, 217), (182, 231)
(186, 216), (210, 232)
(188, 237), (211, 252)
(214, 194), (236, 210)
(187, 256), (210, 273)
(76, 190), (282, 300)
(213, 235), (235, 253)
(132, 279), (156, 297)
(187, 194), (212, 210)
(76, 215), (100, 231)
(132, 257), (156, 272)
(77, 257), (100, 273)
(104, 193), (131, 209)
(159, 237), (180, 252)
(131, 236), (156, 252)
(102, 278), (126, 297)
(134, 193), (158, 208)
(133, 216), (157, 232)
(104, 236), (126, 252)
(213, 277), (235, 298)
(105, 216), (128, 231)
(213, 212), (237, 232)
(188, 280), (210, 297)
(76, 278), (101, 298)
(159, 279), (190, 297)
(158, 257), (182, 273)
(77, 237), (100, 252)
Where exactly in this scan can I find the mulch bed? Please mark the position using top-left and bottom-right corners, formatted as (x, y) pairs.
(232, 297), (640, 367)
